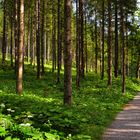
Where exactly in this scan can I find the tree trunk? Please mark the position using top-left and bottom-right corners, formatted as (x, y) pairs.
(99, 20), (102, 75)
(30, 3), (36, 66)
(10, 18), (13, 67)
(84, 11), (88, 73)
(2, 0), (7, 64)
(79, 0), (84, 77)
(46, 31), (49, 62)
(125, 14), (129, 76)
(44, 31), (47, 64)
(41, 0), (45, 75)
(95, 10), (98, 74)
(114, 0), (119, 78)
(30, 14), (33, 65)
(101, 0), (105, 80)
(52, 0), (57, 73)
(136, 53), (140, 79)
(107, 0), (112, 86)
(64, 0), (72, 105)
(16, 0), (24, 95)
(76, 0), (80, 87)
(36, 0), (41, 79)
(27, 6), (31, 63)
(14, 0), (18, 73)
(57, 0), (61, 83)
(60, 15), (63, 69)
(120, 0), (126, 93)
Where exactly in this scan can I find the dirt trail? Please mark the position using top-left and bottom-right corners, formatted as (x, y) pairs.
(103, 92), (140, 140)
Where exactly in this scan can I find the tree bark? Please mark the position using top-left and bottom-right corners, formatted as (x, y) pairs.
(30, 3), (36, 66)
(14, 0), (18, 73)
(79, 0), (84, 77)
(10, 18), (14, 67)
(101, 0), (105, 80)
(84, 11), (88, 73)
(114, 0), (119, 78)
(36, 0), (41, 79)
(95, 10), (98, 74)
(57, 0), (61, 83)
(107, 0), (112, 86)
(76, 0), (80, 88)
(27, 5), (31, 63)
(16, 0), (24, 95)
(52, 0), (57, 72)
(2, 0), (7, 64)
(125, 14), (129, 76)
(136, 53), (140, 79)
(64, 0), (72, 105)
(41, 0), (45, 75)
(120, 0), (126, 93)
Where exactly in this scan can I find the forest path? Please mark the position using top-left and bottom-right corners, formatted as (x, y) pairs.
(103, 92), (140, 140)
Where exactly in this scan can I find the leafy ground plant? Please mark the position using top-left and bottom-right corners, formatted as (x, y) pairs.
(0, 64), (140, 140)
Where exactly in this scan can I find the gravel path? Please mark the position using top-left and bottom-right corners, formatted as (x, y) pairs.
(103, 92), (140, 140)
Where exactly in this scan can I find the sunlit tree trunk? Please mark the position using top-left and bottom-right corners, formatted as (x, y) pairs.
(95, 10), (98, 74)
(16, 0), (24, 95)
(46, 31), (49, 62)
(14, 0), (18, 73)
(27, 4), (31, 63)
(57, 0), (61, 83)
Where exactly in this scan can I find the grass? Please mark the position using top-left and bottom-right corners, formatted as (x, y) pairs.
(0, 62), (140, 139)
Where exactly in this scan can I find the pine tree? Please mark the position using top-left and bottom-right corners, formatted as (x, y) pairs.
(16, 0), (24, 95)
(64, 0), (72, 105)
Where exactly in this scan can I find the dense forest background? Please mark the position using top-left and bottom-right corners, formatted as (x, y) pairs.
(0, 0), (140, 139)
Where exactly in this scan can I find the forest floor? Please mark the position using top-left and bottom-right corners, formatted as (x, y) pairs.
(103, 92), (140, 140)
(0, 61), (140, 139)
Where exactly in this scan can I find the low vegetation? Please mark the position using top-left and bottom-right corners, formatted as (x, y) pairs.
(0, 63), (139, 140)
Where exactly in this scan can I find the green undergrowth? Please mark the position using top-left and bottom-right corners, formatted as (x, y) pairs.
(0, 63), (140, 140)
